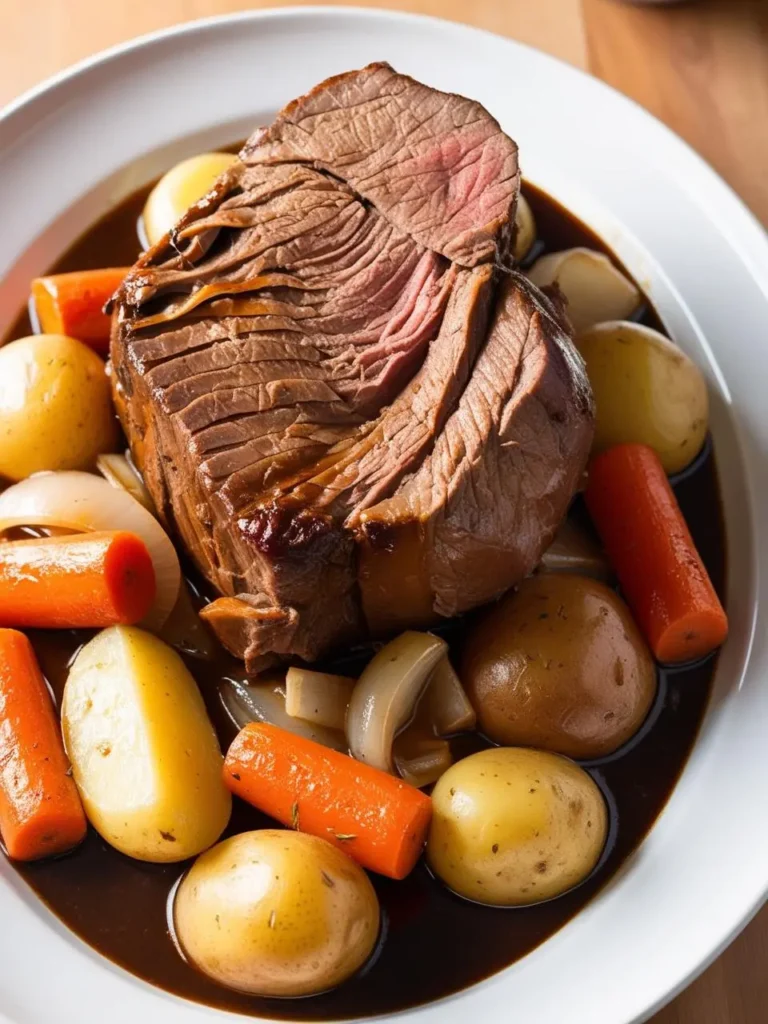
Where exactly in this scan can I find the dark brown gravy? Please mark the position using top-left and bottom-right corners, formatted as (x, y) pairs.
(3, 181), (725, 1020)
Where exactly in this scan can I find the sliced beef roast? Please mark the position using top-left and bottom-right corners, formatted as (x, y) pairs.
(111, 63), (593, 672)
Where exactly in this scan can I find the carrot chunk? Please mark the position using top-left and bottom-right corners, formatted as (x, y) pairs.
(585, 443), (728, 664)
(0, 629), (86, 860)
(224, 722), (432, 880)
(31, 268), (128, 354)
(0, 531), (156, 629)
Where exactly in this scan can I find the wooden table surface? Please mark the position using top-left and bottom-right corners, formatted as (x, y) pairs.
(2, 0), (767, 1020)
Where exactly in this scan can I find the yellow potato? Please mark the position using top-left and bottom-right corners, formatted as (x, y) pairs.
(528, 248), (640, 332)
(143, 152), (240, 246)
(578, 320), (708, 474)
(174, 830), (380, 997)
(0, 334), (117, 481)
(513, 194), (536, 262)
(428, 748), (607, 906)
(62, 626), (230, 862)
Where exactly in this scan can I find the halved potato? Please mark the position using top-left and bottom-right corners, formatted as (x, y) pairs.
(527, 247), (640, 331)
(143, 152), (240, 246)
(62, 626), (230, 862)
(577, 320), (709, 474)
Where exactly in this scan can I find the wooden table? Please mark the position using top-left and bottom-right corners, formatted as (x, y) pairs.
(2, 0), (767, 1020)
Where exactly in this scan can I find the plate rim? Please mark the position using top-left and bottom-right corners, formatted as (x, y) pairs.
(1, 8), (767, 1024)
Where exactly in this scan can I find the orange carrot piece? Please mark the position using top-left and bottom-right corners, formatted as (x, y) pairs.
(31, 268), (128, 354)
(585, 443), (728, 664)
(224, 722), (432, 880)
(0, 629), (86, 860)
(0, 531), (156, 629)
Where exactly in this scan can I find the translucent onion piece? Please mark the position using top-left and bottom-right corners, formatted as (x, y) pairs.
(97, 454), (216, 658)
(393, 729), (453, 789)
(539, 518), (612, 582)
(346, 631), (448, 775)
(97, 453), (155, 513)
(421, 658), (476, 736)
(527, 247), (640, 333)
(222, 675), (347, 752)
(0, 471), (180, 630)
(285, 668), (355, 730)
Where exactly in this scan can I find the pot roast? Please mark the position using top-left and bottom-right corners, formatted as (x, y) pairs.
(110, 63), (594, 672)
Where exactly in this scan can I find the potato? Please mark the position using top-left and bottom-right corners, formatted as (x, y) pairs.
(577, 320), (708, 474)
(0, 334), (117, 481)
(513, 194), (536, 262)
(428, 747), (607, 906)
(462, 574), (656, 759)
(174, 830), (380, 997)
(62, 626), (230, 862)
(527, 248), (640, 332)
(143, 152), (240, 246)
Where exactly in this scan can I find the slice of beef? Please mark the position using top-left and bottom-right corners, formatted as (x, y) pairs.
(244, 63), (520, 267)
(356, 273), (593, 633)
(111, 63), (592, 672)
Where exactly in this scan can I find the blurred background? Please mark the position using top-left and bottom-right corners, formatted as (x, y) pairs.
(1, 0), (766, 1021)
(2, 0), (767, 224)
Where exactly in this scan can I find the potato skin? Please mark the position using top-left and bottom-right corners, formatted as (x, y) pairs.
(174, 830), (380, 997)
(62, 626), (230, 862)
(0, 334), (117, 481)
(462, 574), (656, 759)
(427, 748), (607, 906)
(143, 152), (240, 245)
(577, 320), (708, 474)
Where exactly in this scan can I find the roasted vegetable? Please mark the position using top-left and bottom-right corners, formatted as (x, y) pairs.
(428, 747), (607, 905)
(225, 722), (432, 880)
(63, 626), (230, 862)
(462, 573), (656, 759)
(174, 830), (380, 997)
(586, 443), (728, 663)
(142, 152), (240, 246)
(577, 320), (708, 474)
(0, 335), (117, 481)
(31, 268), (128, 354)
(527, 248), (640, 331)
(0, 531), (156, 629)
(0, 630), (86, 860)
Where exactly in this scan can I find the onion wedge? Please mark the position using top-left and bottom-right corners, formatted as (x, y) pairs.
(285, 667), (355, 730)
(97, 453), (155, 513)
(222, 675), (347, 752)
(539, 518), (611, 582)
(393, 730), (452, 789)
(98, 455), (216, 658)
(421, 658), (476, 736)
(0, 471), (180, 630)
(346, 631), (448, 774)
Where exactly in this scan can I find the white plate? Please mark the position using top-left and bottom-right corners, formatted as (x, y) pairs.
(1, 8), (767, 1024)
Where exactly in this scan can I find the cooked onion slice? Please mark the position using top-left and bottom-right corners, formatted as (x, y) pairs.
(539, 518), (611, 582)
(346, 631), (448, 774)
(527, 247), (640, 332)
(222, 675), (347, 752)
(98, 455), (216, 658)
(394, 729), (453, 789)
(97, 453), (155, 513)
(285, 668), (355, 730)
(422, 658), (476, 736)
(0, 471), (180, 630)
